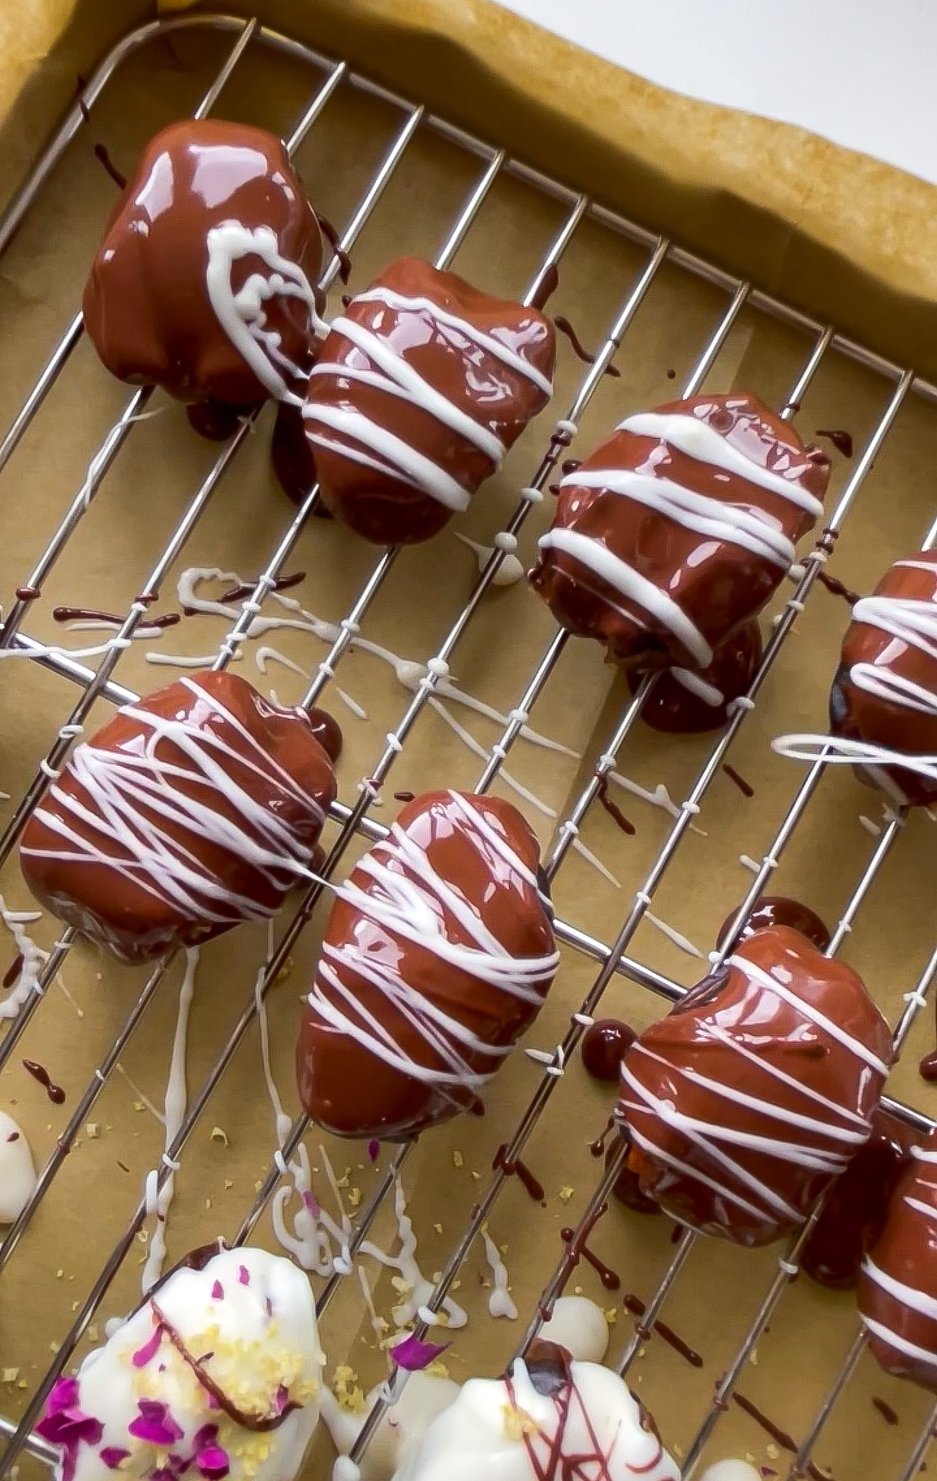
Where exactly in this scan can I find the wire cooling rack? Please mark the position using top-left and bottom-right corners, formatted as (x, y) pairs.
(1, 12), (937, 1481)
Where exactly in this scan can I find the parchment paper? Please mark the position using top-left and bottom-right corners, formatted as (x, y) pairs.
(0, 17), (936, 1481)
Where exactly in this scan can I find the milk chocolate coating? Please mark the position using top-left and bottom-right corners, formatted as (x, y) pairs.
(20, 672), (336, 964)
(618, 925), (892, 1246)
(288, 256), (555, 543)
(531, 394), (829, 670)
(803, 1108), (911, 1289)
(859, 1129), (937, 1389)
(831, 550), (937, 805)
(716, 895), (831, 953)
(628, 620), (763, 734)
(297, 790), (557, 1140)
(83, 120), (323, 406)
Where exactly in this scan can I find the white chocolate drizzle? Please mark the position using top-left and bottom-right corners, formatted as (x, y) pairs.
(141, 947), (198, 1292)
(303, 284), (551, 510)
(621, 952), (885, 1231)
(542, 408), (822, 670)
(360, 1177), (468, 1330)
(21, 675), (327, 939)
(0, 896), (49, 1022)
(205, 222), (327, 404)
(307, 791), (558, 1095)
(481, 1229), (517, 1319)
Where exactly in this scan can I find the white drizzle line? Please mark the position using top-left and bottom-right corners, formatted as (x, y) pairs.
(205, 223), (327, 404)
(849, 586), (937, 717)
(22, 675), (326, 938)
(481, 1228), (517, 1319)
(426, 700), (556, 819)
(618, 412), (824, 516)
(308, 791), (558, 1095)
(570, 836), (620, 888)
(859, 814), (883, 837)
(454, 533), (525, 587)
(304, 283), (551, 512)
(0, 898), (50, 1022)
(643, 911), (704, 959)
(539, 528), (713, 668)
(141, 946), (198, 1292)
(669, 667), (724, 707)
(360, 1176), (468, 1330)
(352, 286), (553, 394)
(772, 734), (937, 787)
(739, 854), (761, 873)
(607, 770), (707, 837)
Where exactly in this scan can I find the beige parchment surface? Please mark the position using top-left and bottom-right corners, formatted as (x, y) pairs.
(0, 14), (935, 1481)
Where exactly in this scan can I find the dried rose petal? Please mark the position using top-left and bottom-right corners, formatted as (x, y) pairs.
(131, 1324), (164, 1368)
(367, 1139), (380, 1162)
(197, 1443), (230, 1478)
(127, 1398), (183, 1447)
(237, 1265), (250, 1286)
(302, 1189), (320, 1217)
(274, 1384), (290, 1415)
(211, 1280), (224, 1301)
(43, 1377), (80, 1416)
(389, 1333), (450, 1371)
(100, 1447), (131, 1469)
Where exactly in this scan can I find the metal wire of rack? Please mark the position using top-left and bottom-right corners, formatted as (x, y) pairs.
(0, 12), (936, 1481)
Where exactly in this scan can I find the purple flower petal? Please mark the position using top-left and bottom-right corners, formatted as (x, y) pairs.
(192, 1425), (219, 1451)
(302, 1190), (320, 1217)
(131, 1324), (163, 1368)
(211, 1281), (224, 1301)
(367, 1139), (379, 1163)
(274, 1384), (290, 1415)
(44, 1377), (79, 1416)
(196, 1444), (230, 1479)
(389, 1333), (450, 1371)
(237, 1265), (249, 1286)
(100, 1447), (131, 1469)
(127, 1398), (183, 1447)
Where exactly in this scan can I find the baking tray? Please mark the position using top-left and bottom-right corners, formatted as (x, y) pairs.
(0, 13), (936, 1480)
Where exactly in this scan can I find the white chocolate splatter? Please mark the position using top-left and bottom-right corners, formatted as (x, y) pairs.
(0, 1110), (36, 1223)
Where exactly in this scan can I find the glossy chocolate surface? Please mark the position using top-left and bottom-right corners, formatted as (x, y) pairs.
(83, 120), (323, 406)
(618, 925), (892, 1245)
(582, 1019), (636, 1083)
(803, 1108), (911, 1289)
(531, 394), (829, 670)
(716, 895), (831, 953)
(291, 256), (555, 544)
(628, 620), (763, 734)
(297, 790), (557, 1139)
(859, 1129), (937, 1390)
(20, 672), (336, 963)
(831, 550), (937, 806)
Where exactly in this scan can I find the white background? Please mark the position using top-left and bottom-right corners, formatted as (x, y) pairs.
(498, 0), (937, 186)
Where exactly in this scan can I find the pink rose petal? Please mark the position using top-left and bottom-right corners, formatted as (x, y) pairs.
(389, 1333), (450, 1371)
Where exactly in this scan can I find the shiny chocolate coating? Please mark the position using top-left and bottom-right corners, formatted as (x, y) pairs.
(531, 394), (829, 670)
(716, 895), (831, 953)
(618, 925), (892, 1246)
(628, 620), (763, 734)
(582, 1019), (636, 1083)
(605, 1142), (661, 1216)
(20, 672), (336, 963)
(859, 1129), (937, 1390)
(803, 1108), (911, 1289)
(83, 120), (323, 406)
(290, 256), (555, 544)
(297, 790), (558, 1140)
(831, 550), (937, 806)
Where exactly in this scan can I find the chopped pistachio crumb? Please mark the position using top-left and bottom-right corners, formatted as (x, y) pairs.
(55, 1269), (63, 1279)
(391, 1276), (412, 1294)
(275, 956), (294, 983)
(433, 1222), (443, 1235)
(558, 1185), (574, 1203)
(766, 1443), (780, 1461)
(136, 1229), (149, 1244)
(210, 1126), (229, 1146)
(749, 1347), (759, 1365)
(332, 1365), (365, 1414)
(85, 1124), (100, 1139)
(205, 1198), (212, 1210)
(87, 1326), (98, 1344)
(348, 1187), (362, 1208)
(574, 1285), (583, 1296)
(604, 1308), (617, 1325)
(1, 1369), (19, 1384)
(224, 1179), (234, 1190)
(425, 1360), (449, 1379)
(132, 1102), (145, 1113)
(452, 1280), (462, 1292)
(452, 1151), (464, 1169)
